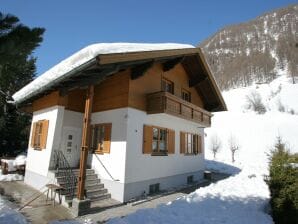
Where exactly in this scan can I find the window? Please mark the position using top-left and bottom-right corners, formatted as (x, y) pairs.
(91, 123), (112, 154)
(31, 120), (49, 150)
(187, 175), (194, 184)
(152, 127), (167, 153)
(161, 78), (174, 94)
(149, 183), (160, 194)
(182, 89), (191, 102)
(143, 125), (175, 155)
(180, 132), (202, 155)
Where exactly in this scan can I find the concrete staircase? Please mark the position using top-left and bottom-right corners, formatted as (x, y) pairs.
(54, 168), (111, 206)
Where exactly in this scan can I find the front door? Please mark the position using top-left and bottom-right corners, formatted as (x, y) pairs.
(61, 127), (81, 168)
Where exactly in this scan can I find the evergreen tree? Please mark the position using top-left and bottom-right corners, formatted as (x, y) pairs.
(0, 12), (45, 156)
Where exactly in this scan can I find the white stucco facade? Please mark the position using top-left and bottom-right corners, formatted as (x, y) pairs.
(25, 106), (206, 202)
(24, 105), (65, 189)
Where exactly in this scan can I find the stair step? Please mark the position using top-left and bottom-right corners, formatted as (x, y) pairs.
(60, 183), (105, 195)
(54, 168), (111, 204)
(86, 188), (108, 197)
(89, 193), (111, 202)
(56, 173), (98, 181)
(54, 169), (95, 177)
(58, 178), (100, 186)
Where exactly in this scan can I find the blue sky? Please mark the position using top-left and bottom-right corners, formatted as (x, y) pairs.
(1, 0), (296, 75)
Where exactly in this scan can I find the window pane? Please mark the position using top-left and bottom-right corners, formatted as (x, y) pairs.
(192, 135), (197, 153)
(187, 134), (192, 153)
(159, 129), (166, 141)
(159, 141), (166, 151)
(153, 128), (158, 140)
(92, 127), (99, 150)
(152, 141), (158, 151)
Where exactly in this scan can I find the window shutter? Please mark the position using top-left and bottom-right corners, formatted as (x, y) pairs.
(143, 125), (153, 154)
(167, 129), (175, 154)
(30, 122), (37, 148)
(180, 132), (186, 154)
(102, 123), (112, 153)
(40, 120), (49, 149)
(198, 135), (202, 154)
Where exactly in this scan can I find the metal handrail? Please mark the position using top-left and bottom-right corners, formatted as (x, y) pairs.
(94, 154), (119, 181)
(52, 150), (78, 200)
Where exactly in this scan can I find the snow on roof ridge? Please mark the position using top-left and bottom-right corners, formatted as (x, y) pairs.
(12, 42), (195, 104)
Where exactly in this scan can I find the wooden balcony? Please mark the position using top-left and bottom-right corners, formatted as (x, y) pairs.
(147, 91), (212, 127)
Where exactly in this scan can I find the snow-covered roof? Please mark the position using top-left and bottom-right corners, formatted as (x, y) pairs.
(12, 43), (195, 104)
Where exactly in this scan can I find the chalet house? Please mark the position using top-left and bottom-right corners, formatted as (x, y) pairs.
(12, 43), (226, 208)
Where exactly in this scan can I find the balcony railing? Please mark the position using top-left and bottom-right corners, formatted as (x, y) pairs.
(147, 91), (212, 127)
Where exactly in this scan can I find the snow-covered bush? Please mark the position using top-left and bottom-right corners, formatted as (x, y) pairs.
(209, 134), (222, 159)
(245, 90), (267, 114)
(267, 137), (298, 224)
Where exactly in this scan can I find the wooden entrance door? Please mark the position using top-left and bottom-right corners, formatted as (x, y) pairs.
(61, 127), (81, 168)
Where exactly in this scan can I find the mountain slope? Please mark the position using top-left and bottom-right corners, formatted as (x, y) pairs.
(200, 4), (298, 90)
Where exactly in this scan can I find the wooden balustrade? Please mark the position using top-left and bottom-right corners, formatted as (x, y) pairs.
(147, 91), (212, 127)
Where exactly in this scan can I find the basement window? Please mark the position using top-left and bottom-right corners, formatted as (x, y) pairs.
(149, 183), (160, 195)
(187, 175), (194, 184)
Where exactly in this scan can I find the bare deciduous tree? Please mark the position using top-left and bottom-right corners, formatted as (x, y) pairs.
(210, 134), (222, 159)
(229, 135), (240, 163)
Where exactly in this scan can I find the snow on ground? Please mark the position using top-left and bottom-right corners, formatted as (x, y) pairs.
(12, 43), (194, 104)
(0, 196), (27, 224)
(0, 156), (26, 223)
(107, 75), (297, 224)
(0, 173), (23, 181)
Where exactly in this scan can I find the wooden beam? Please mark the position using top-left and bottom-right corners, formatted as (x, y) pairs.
(77, 85), (94, 200)
(162, 57), (184, 72)
(131, 60), (154, 80)
(189, 75), (208, 87)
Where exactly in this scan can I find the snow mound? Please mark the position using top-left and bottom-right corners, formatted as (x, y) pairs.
(108, 170), (272, 224)
(0, 174), (23, 182)
(12, 43), (194, 104)
(13, 155), (26, 166)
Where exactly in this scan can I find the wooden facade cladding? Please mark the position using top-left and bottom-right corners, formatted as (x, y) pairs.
(31, 89), (85, 113)
(30, 62), (211, 122)
(128, 63), (204, 111)
(147, 91), (212, 127)
(93, 70), (130, 112)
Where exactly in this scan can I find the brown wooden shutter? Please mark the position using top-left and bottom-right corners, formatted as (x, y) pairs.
(143, 125), (152, 154)
(167, 129), (175, 154)
(198, 135), (202, 154)
(102, 123), (112, 153)
(30, 122), (37, 148)
(180, 132), (186, 154)
(40, 120), (49, 149)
